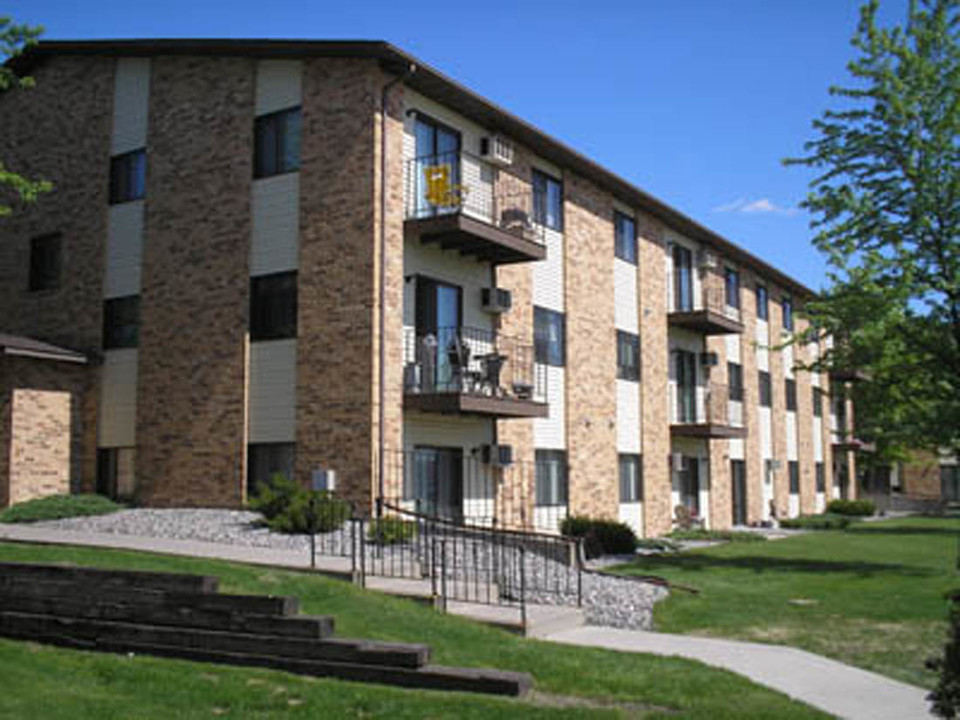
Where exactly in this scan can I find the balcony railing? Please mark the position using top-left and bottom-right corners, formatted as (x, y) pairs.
(403, 152), (547, 263)
(670, 382), (746, 438)
(403, 326), (548, 418)
(669, 287), (744, 335)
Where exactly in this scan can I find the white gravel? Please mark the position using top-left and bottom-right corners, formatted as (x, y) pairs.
(31, 508), (668, 630)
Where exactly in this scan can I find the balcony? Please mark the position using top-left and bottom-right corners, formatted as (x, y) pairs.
(829, 368), (872, 383)
(670, 382), (747, 439)
(669, 287), (744, 335)
(403, 326), (548, 419)
(404, 152), (547, 265)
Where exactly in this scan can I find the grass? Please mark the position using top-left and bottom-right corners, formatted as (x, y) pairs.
(667, 529), (768, 543)
(0, 494), (122, 523)
(613, 515), (960, 689)
(0, 541), (828, 719)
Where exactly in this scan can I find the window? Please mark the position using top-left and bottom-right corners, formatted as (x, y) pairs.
(535, 450), (567, 506)
(614, 211), (637, 264)
(109, 148), (146, 204)
(816, 462), (826, 492)
(247, 443), (295, 498)
(782, 296), (794, 331)
(673, 244), (694, 311)
(941, 465), (960, 502)
(616, 330), (640, 381)
(103, 295), (140, 349)
(254, 107), (302, 179)
(724, 268), (740, 309)
(532, 169), (563, 231)
(789, 461), (800, 494)
(534, 306), (565, 367)
(756, 284), (769, 321)
(758, 370), (772, 407)
(250, 271), (297, 341)
(813, 387), (823, 417)
(785, 378), (798, 412)
(29, 233), (61, 292)
(619, 454), (642, 503)
(728, 362), (744, 402)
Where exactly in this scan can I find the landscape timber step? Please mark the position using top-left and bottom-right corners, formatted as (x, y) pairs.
(0, 576), (301, 616)
(0, 591), (332, 639)
(0, 612), (431, 669)
(0, 561), (218, 593)
(96, 640), (533, 697)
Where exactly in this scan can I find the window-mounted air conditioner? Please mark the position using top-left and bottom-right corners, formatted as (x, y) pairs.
(481, 287), (513, 314)
(697, 249), (718, 269)
(480, 134), (514, 166)
(482, 444), (514, 467)
(700, 351), (719, 367)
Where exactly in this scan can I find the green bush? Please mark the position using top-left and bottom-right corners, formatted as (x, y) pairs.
(779, 513), (856, 530)
(826, 499), (876, 516)
(367, 516), (418, 545)
(0, 494), (122, 523)
(248, 474), (352, 534)
(668, 529), (768, 543)
(560, 515), (637, 558)
(636, 538), (681, 553)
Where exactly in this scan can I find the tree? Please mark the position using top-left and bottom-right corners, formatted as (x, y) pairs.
(787, 0), (960, 458)
(0, 16), (51, 217)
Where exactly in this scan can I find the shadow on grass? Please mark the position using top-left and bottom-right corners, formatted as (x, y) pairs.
(846, 525), (960, 538)
(618, 554), (932, 578)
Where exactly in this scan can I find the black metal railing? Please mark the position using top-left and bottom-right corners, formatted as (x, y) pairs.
(404, 151), (547, 245)
(403, 325), (547, 405)
(672, 382), (743, 427)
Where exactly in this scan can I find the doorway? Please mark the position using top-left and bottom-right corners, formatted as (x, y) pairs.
(409, 446), (464, 522)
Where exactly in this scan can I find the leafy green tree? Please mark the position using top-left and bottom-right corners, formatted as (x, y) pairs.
(787, 0), (960, 457)
(0, 17), (51, 217)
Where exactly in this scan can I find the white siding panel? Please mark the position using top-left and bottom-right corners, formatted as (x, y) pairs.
(814, 417), (824, 462)
(613, 258), (638, 332)
(725, 334), (741, 363)
(251, 173), (300, 275)
(99, 349), (138, 447)
(105, 201), (144, 298)
(256, 61), (302, 116)
(760, 407), (773, 459)
(112, 58), (150, 155)
(532, 227), (564, 312)
(786, 413), (798, 460)
(616, 379), (641, 453)
(619, 502), (644, 538)
(534, 366), (566, 448)
(783, 343), (795, 379)
(249, 339), (297, 443)
(729, 437), (745, 460)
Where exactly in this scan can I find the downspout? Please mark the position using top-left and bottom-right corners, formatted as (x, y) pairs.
(378, 62), (416, 521)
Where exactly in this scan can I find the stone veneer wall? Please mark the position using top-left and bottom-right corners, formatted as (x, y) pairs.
(768, 286), (789, 518)
(740, 270), (764, 523)
(795, 316), (817, 514)
(296, 58), (382, 510)
(136, 57), (255, 507)
(638, 212), (672, 536)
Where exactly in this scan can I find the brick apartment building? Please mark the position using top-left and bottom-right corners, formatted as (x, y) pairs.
(0, 40), (861, 536)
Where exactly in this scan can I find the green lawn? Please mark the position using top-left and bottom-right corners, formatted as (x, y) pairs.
(0, 542), (827, 719)
(614, 515), (960, 689)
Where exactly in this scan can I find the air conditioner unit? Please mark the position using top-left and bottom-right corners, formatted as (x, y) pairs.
(700, 351), (719, 367)
(482, 444), (514, 467)
(697, 249), (718, 269)
(480, 134), (514, 166)
(481, 287), (513, 314)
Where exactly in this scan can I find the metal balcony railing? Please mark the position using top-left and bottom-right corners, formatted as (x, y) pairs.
(403, 325), (548, 404)
(671, 382), (743, 427)
(673, 285), (741, 320)
(404, 151), (546, 245)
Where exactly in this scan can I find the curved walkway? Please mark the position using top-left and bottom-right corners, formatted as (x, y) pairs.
(545, 626), (931, 720)
(0, 523), (934, 719)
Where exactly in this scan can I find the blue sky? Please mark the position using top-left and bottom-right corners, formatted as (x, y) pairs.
(9, 0), (910, 290)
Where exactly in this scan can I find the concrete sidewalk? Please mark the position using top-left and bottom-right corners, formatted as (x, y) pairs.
(545, 626), (932, 720)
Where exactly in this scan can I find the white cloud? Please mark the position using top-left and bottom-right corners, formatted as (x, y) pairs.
(713, 197), (798, 216)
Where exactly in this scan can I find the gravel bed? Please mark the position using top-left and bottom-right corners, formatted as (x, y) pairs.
(30, 508), (668, 630)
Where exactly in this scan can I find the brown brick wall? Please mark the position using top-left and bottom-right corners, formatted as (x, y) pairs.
(136, 56), (255, 507)
(740, 270), (764, 523)
(768, 287), (789, 518)
(705, 335), (731, 530)
(795, 317), (817, 514)
(900, 451), (943, 498)
(638, 212), (672, 536)
(7, 388), (72, 506)
(295, 58), (381, 510)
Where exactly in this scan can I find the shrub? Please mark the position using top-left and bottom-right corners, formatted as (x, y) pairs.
(0, 494), (123, 523)
(367, 516), (418, 545)
(668, 529), (767, 543)
(248, 474), (352, 534)
(560, 515), (637, 559)
(779, 513), (855, 530)
(928, 590), (960, 718)
(826, 499), (876, 516)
